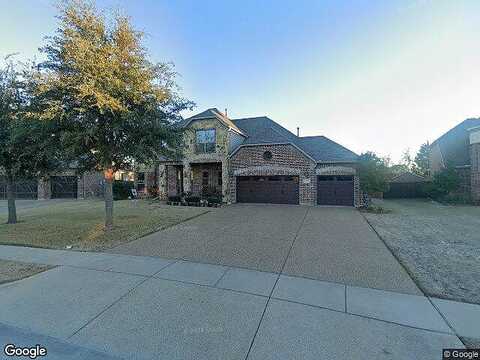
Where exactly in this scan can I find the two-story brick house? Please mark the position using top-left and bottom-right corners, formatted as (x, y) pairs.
(157, 108), (361, 206)
(429, 118), (480, 203)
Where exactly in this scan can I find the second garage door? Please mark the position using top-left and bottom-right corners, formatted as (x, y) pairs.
(236, 176), (299, 204)
(317, 175), (354, 206)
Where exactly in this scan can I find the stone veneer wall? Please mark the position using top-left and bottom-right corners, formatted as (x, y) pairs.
(471, 143), (480, 203)
(165, 117), (232, 200)
(229, 144), (316, 205)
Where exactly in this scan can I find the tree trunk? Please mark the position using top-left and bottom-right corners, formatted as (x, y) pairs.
(104, 169), (114, 231)
(6, 175), (17, 224)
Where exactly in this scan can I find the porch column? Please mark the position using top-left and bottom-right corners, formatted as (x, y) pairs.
(158, 164), (167, 200)
(183, 162), (192, 193)
(222, 160), (229, 203)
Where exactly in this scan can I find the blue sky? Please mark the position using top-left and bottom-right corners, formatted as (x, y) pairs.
(1, 0), (479, 161)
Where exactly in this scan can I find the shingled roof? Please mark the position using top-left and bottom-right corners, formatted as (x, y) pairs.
(232, 116), (358, 162)
(180, 109), (358, 163)
(297, 136), (358, 162)
(432, 118), (480, 167)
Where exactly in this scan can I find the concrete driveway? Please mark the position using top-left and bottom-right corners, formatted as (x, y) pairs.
(0, 204), (475, 359)
(112, 204), (420, 294)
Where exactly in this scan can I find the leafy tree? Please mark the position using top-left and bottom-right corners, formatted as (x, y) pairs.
(358, 152), (390, 194)
(425, 165), (460, 199)
(33, 1), (192, 230)
(0, 59), (59, 224)
(414, 142), (430, 176)
(401, 148), (413, 169)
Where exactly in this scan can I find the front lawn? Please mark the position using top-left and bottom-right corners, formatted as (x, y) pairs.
(0, 200), (209, 251)
(363, 198), (480, 305)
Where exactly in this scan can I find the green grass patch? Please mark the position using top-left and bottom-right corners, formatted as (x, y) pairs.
(0, 200), (209, 251)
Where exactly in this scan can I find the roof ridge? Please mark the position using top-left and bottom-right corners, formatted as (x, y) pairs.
(432, 117), (480, 145)
(304, 135), (358, 156)
(231, 116), (268, 121)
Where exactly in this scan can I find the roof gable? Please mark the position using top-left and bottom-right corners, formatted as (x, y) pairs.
(182, 108), (246, 135)
(390, 172), (428, 183)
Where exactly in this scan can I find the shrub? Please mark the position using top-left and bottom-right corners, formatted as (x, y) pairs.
(425, 166), (460, 199)
(207, 195), (222, 204)
(184, 195), (201, 203)
(360, 205), (391, 214)
(358, 152), (390, 194)
(168, 195), (181, 202)
(147, 186), (158, 198)
(113, 180), (135, 200)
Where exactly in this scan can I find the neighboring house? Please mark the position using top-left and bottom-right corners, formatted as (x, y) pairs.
(157, 108), (361, 206)
(0, 171), (104, 200)
(384, 171), (429, 199)
(429, 118), (480, 202)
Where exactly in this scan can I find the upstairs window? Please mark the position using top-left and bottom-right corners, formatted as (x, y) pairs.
(195, 129), (216, 153)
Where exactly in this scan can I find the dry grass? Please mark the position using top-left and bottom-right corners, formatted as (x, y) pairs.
(0, 200), (209, 251)
(0, 260), (53, 285)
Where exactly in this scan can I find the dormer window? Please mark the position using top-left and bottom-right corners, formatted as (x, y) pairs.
(195, 129), (216, 153)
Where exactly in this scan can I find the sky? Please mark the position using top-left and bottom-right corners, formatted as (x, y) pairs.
(1, 0), (479, 162)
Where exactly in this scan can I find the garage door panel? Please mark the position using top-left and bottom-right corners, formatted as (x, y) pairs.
(317, 176), (353, 206)
(236, 176), (299, 205)
(51, 176), (78, 199)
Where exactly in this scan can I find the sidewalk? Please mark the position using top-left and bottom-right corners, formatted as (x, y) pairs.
(0, 245), (476, 359)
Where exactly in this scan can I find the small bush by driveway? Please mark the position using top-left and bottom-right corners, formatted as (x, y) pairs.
(0, 200), (208, 251)
(363, 199), (480, 305)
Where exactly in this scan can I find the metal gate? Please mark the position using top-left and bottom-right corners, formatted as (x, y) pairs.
(0, 177), (38, 199)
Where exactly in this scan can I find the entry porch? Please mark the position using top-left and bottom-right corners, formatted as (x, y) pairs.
(159, 161), (228, 201)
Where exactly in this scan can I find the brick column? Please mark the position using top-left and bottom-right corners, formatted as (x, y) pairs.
(222, 160), (230, 203)
(471, 143), (480, 202)
(37, 177), (51, 200)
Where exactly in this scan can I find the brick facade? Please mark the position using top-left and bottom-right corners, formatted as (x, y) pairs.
(158, 110), (360, 206)
(471, 143), (480, 203)
(229, 144), (316, 205)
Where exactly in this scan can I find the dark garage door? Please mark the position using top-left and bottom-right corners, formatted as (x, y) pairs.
(236, 176), (299, 204)
(317, 175), (354, 206)
(51, 176), (78, 199)
(384, 182), (428, 199)
(0, 177), (38, 199)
